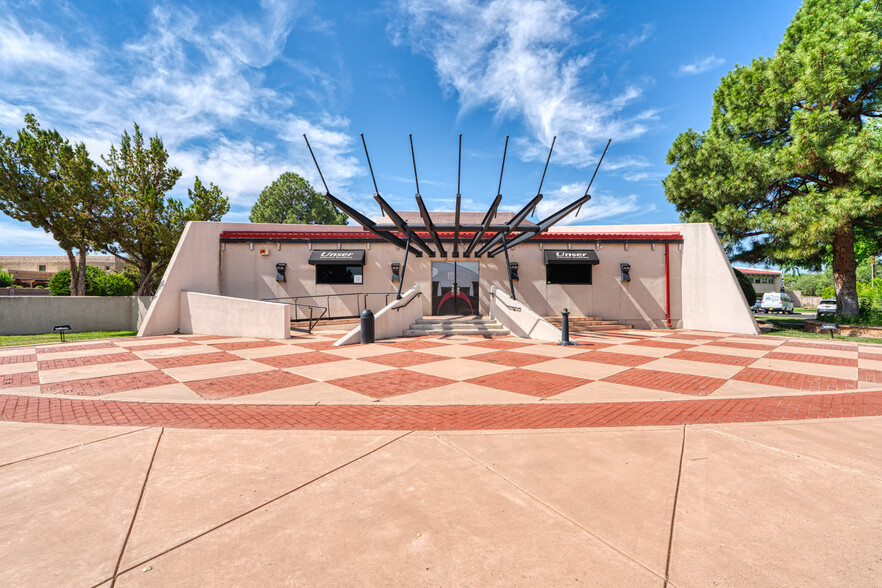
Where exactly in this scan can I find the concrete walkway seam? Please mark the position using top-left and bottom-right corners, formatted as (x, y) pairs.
(663, 425), (687, 588)
(106, 430), (414, 583)
(435, 433), (665, 582)
(0, 426), (152, 470)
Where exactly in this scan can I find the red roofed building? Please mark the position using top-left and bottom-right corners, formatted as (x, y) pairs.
(733, 267), (783, 294)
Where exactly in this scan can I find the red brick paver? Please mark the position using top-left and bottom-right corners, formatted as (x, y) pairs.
(764, 352), (858, 367)
(468, 368), (589, 398)
(626, 339), (695, 350)
(361, 351), (449, 368)
(210, 340), (287, 351)
(732, 367), (858, 392)
(0, 354), (37, 365)
(569, 351), (656, 367)
(666, 350), (756, 367)
(146, 352), (242, 370)
(466, 339), (533, 350)
(37, 352), (139, 371)
(186, 370), (314, 400)
(41, 371), (176, 396)
(1, 372), (39, 388)
(1, 391), (878, 430)
(469, 350), (553, 368)
(254, 351), (347, 369)
(330, 370), (455, 399)
(603, 369), (727, 396)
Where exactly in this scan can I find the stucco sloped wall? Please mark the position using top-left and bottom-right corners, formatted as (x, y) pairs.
(180, 291), (290, 339)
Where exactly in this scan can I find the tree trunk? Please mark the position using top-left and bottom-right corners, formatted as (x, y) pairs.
(138, 262), (153, 296)
(77, 248), (88, 296)
(65, 249), (78, 296)
(832, 223), (859, 317)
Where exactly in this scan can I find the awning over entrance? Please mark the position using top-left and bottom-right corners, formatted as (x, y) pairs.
(308, 250), (366, 265)
(543, 250), (600, 265)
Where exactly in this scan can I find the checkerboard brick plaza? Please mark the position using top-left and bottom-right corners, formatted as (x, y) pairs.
(1, 329), (881, 429)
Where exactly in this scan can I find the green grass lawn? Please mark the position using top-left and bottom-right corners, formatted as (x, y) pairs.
(0, 330), (137, 348)
(756, 315), (882, 345)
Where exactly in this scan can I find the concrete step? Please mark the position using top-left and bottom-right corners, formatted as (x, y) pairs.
(407, 324), (508, 332)
(572, 324), (634, 331)
(546, 319), (620, 326)
(404, 328), (510, 337)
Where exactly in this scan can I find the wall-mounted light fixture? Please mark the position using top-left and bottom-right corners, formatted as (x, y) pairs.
(509, 262), (519, 281)
(391, 262), (401, 282)
(276, 263), (287, 282)
(620, 263), (631, 283)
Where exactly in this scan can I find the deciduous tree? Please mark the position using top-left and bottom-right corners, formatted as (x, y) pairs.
(664, 0), (882, 317)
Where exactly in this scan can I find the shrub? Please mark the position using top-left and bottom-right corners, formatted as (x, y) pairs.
(95, 272), (135, 296)
(733, 269), (757, 306)
(0, 268), (13, 288)
(48, 266), (105, 296)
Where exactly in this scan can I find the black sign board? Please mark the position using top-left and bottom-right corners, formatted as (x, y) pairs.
(543, 250), (599, 265)
(308, 250), (366, 265)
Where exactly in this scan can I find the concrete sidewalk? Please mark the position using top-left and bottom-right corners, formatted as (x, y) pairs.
(1, 417), (880, 587)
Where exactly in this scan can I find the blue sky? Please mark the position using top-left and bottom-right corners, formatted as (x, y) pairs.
(1, 0), (803, 256)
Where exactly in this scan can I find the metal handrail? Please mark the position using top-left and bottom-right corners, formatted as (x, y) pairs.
(262, 292), (397, 332)
(491, 291), (521, 311)
(391, 291), (423, 311)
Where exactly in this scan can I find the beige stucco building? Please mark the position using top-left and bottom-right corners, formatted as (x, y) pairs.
(138, 217), (759, 339)
(734, 267), (783, 295)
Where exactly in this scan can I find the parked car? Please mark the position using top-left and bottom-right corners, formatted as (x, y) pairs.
(816, 299), (837, 319)
(759, 292), (794, 313)
(750, 299), (761, 312)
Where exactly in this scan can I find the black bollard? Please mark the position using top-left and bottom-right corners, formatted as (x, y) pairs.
(558, 308), (578, 346)
(360, 309), (375, 344)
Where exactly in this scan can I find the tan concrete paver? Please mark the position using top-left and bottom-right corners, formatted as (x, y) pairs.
(38, 359), (155, 384)
(284, 358), (394, 381)
(527, 357), (630, 380)
(710, 378), (811, 398)
(553, 380), (689, 403)
(0, 347), (35, 357)
(162, 359), (275, 382)
(132, 345), (223, 359)
(750, 357), (857, 380)
(603, 344), (678, 358)
(324, 344), (407, 359)
(114, 435), (660, 586)
(0, 427), (160, 587)
(226, 344), (314, 359)
(695, 344), (770, 358)
(36, 347), (133, 361)
(118, 429), (400, 570)
(218, 381), (376, 404)
(669, 426), (882, 587)
(858, 358), (882, 371)
(403, 357), (513, 380)
(507, 343), (587, 358)
(641, 357), (746, 379)
(703, 417), (882, 479)
(443, 428), (683, 574)
(114, 338), (181, 348)
(418, 343), (500, 358)
(0, 361), (37, 375)
(102, 383), (206, 403)
(775, 344), (857, 359)
(0, 421), (145, 465)
(382, 382), (536, 405)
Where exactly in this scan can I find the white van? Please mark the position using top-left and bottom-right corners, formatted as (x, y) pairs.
(759, 292), (794, 314)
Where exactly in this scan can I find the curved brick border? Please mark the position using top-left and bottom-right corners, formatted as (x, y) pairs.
(1, 391), (880, 431)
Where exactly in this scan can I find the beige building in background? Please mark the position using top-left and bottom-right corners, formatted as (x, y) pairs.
(0, 255), (126, 274)
(734, 267), (783, 295)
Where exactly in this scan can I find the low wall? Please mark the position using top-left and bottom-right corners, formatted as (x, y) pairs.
(335, 285), (423, 346)
(489, 286), (563, 342)
(180, 292), (290, 339)
(804, 319), (882, 338)
(0, 296), (153, 335)
(0, 288), (51, 296)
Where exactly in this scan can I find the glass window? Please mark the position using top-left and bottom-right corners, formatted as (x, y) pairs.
(38, 265), (46, 272)
(754, 277), (761, 283)
(546, 264), (592, 285)
(316, 264), (363, 284)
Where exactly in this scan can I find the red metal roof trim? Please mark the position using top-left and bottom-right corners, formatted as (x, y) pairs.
(220, 230), (684, 242)
(734, 267), (781, 275)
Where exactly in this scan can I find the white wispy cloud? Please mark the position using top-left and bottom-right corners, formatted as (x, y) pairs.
(0, 220), (59, 248)
(0, 2), (360, 211)
(679, 54), (724, 76)
(391, 0), (658, 168)
(534, 182), (648, 224)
